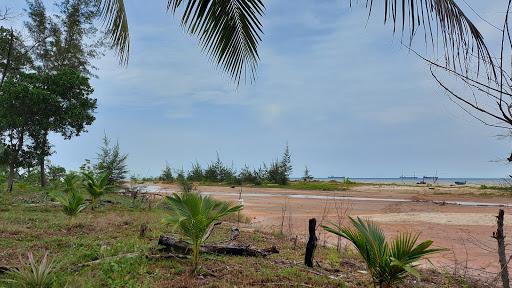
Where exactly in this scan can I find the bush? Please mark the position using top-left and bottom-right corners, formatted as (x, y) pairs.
(187, 161), (204, 182)
(52, 189), (87, 217)
(83, 171), (111, 210)
(322, 217), (444, 288)
(159, 163), (174, 182)
(94, 134), (128, 185)
(163, 192), (243, 272)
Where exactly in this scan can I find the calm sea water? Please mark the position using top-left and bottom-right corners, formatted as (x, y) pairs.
(310, 177), (508, 185)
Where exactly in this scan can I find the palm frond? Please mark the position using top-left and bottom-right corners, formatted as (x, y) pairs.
(362, 0), (494, 75)
(163, 192), (243, 271)
(167, 0), (265, 84)
(322, 216), (446, 286)
(97, 0), (130, 65)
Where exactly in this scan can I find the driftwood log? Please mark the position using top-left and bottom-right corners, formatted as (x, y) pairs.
(158, 234), (278, 257)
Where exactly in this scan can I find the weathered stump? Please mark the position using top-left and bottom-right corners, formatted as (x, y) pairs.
(304, 218), (317, 267)
(493, 209), (510, 288)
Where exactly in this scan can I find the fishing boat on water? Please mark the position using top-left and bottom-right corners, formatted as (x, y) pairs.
(454, 180), (467, 185)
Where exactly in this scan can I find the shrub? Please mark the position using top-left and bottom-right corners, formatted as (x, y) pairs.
(159, 163), (174, 182)
(177, 176), (195, 193)
(187, 161), (203, 182)
(3, 251), (55, 288)
(82, 171), (110, 210)
(94, 134), (128, 185)
(322, 217), (444, 288)
(163, 192), (243, 272)
(52, 190), (87, 217)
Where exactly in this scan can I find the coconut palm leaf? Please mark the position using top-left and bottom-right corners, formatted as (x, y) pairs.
(362, 0), (494, 73)
(82, 171), (111, 209)
(163, 192), (243, 272)
(97, 0), (492, 82)
(322, 216), (446, 287)
(97, 0), (130, 65)
(52, 190), (87, 216)
(167, 0), (264, 84)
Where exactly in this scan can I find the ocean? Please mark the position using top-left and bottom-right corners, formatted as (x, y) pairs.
(310, 177), (509, 185)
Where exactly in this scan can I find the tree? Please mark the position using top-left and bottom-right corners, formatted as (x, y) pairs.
(159, 162), (174, 182)
(0, 73), (44, 192)
(25, 0), (104, 76)
(280, 144), (292, 181)
(0, 27), (32, 87)
(26, 68), (96, 187)
(187, 161), (204, 182)
(95, 0), (491, 84)
(302, 166), (313, 182)
(94, 134), (128, 185)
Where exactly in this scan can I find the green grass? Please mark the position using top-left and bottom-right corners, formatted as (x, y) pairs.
(0, 182), (492, 287)
(259, 181), (348, 191)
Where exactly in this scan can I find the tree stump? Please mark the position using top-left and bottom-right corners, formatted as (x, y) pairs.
(304, 218), (317, 267)
(493, 209), (510, 288)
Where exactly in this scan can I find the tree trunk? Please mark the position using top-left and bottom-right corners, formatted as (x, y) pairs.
(304, 218), (317, 267)
(6, 163), (15, 192)
(39, 156), (46, 187)
(494, 209), (510, 288)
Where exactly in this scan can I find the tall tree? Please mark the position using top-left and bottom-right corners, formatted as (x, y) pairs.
(25, 0), (104, 76)
(27, 69), (96, 187)
(0, 73), (43, 192)
(0, 27), (31, 87)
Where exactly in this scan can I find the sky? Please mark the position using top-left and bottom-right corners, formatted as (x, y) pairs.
(3, 0), (512, 178)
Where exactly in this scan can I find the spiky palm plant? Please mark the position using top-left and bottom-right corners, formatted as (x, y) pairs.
(53, 190), (87, 217)
(322, 217), (445, 288)
(163, 192), (243, 272)
(97, 0), (493, 83)
(82, 172), (110, 210)
(62, 173), (81, 194)
(3, 251), (55, 288)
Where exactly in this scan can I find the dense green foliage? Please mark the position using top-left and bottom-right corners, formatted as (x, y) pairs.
(163, 192), (243, 272)
(159, 163), (174, 182)
(158, 145), (294, 186)
(0, 0), (103, 191)
(322, 217), (444, 288)
(83, 171), (111, 210)
(94, 135), (129, 185)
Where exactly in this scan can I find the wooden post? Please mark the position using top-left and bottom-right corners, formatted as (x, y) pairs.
(304, 218), (317, 267)
(493, 209), (510, 288)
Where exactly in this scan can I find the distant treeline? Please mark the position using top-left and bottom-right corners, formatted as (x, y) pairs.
(151, 145), (294, 186)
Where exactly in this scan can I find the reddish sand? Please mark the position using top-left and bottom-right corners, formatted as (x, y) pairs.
(151, 183), (512, 279)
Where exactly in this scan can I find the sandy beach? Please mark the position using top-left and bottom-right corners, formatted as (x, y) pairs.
(147, 182), (512, 278)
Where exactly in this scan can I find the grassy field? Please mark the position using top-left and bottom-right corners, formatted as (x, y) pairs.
(0, 185), (491, 287)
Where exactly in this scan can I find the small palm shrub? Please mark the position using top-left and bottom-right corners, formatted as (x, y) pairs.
(322, 217), (445, 288)
(62, 173), (81, 194)
(82, 172), (110, 210)
(163, 192), (243, 272)
(3, 251), (55, 288)
(53, 190), (87, 217)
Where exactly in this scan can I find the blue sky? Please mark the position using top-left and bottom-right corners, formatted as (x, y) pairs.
(5, 0), (512, 178)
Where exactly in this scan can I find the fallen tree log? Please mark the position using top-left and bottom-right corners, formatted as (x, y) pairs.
(158, 234), (279, 257)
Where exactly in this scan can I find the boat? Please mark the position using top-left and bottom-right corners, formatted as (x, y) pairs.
(454, 181), (467, 185)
